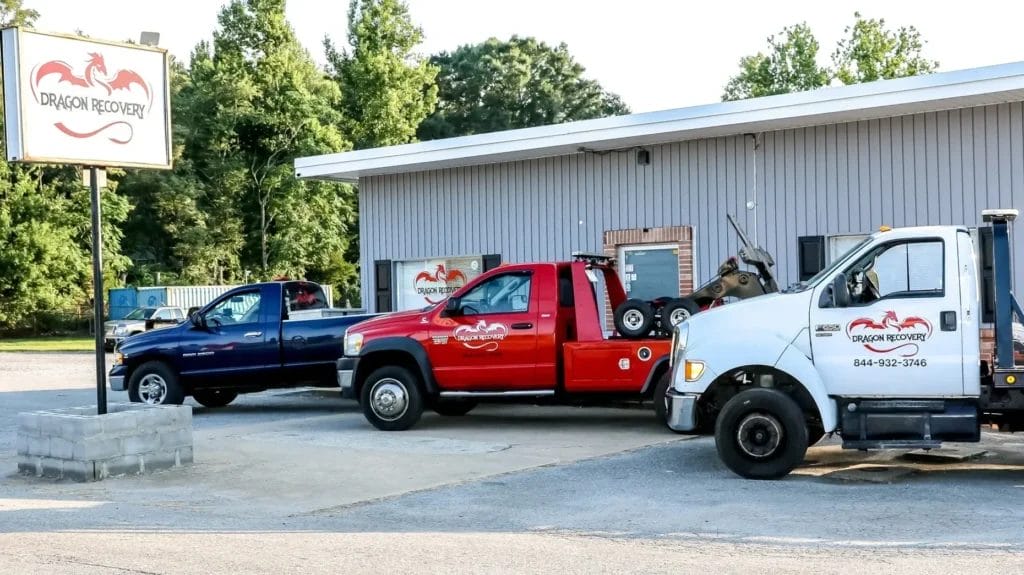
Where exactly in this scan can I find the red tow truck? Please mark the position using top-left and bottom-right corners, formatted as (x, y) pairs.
(337, 254), (673, 430)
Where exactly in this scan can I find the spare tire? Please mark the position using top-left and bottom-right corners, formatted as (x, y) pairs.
(659, 297), (702, 331)
(614, 299), (655, 339)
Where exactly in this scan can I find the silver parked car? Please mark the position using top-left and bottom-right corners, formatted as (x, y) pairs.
(104, 306), (186, 350)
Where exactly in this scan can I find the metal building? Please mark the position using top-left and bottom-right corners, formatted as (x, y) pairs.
(296, 62), (1024, 313)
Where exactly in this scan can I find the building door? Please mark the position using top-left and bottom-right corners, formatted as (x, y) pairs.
(617, 244), (681, 300)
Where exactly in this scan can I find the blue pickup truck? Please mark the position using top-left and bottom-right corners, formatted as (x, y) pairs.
(108, 281), (374, 407)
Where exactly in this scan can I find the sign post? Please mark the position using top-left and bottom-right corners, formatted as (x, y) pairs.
(1, 28), (172, 415)
(90, 167), (107, 414)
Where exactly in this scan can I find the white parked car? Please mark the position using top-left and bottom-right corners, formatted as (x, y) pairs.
(104, 306), (186, 350)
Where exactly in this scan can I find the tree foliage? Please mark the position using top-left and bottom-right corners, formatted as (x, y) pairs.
(418, 36), (629, 140)
(833, 12), (938, 85)
(723, 14), (937, 101)
(325, 0), (438, 150)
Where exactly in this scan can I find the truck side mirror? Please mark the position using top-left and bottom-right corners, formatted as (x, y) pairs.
(444, 297), (463, 316)
(831, 273), (852, 308)
(190, 312), (206, 329)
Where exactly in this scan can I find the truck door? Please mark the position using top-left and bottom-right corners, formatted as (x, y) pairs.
(430, 270), (540, 390)
(811, 235), (965, 396)
(179, 286), (277, 387)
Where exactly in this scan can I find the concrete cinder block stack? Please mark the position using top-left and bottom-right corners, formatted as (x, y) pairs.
(16, 403), (193, 481)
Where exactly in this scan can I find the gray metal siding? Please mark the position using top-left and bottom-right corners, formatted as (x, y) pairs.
(360, 102), (1024, 312)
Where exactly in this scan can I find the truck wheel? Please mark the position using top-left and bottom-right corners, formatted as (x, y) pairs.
(192, 390), (238, 408)
(714, 388), (807, 480)
(659, 297), (702, 331)
(614, 299), (655, 339)
(361, 366), (424, 431)
(432, 399), (477, 417)
(128, 361), (185, 406)
(653, 372), (671, 424)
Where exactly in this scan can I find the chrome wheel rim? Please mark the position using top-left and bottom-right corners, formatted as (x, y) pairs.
(370, 378), (409, 421)
(668, 307), (691, 327)
(623, 309), (645, 331)
(736, 413), (783, 458)
(138, 374), (168, 405)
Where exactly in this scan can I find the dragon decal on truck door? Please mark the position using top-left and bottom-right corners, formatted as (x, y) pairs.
(453, 320), (509, 351)
(847, 310), (933, 357)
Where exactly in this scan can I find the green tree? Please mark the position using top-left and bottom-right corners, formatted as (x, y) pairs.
(723, 15), (937, 101)
(418, 36), (630, 140)
(172, 0), (355, 284)
(833, 12), (938, 85)
(722, 23), (829, 101)
(325, 0), (438, 149)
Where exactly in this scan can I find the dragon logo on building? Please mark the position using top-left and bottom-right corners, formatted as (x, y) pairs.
(846, 310), (933, 357)
(453, 320), (509, 351)
(415, 264), (468, 304)
(30, 52), (153, 144)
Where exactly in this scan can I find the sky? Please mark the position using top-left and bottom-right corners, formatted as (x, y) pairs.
(24, 0), (1024, 113)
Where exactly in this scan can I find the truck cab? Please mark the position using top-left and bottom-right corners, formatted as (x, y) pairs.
(665, 214), (1024, 479)
(338, 256), (673, 430)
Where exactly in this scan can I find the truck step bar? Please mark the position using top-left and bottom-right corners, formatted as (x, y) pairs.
(839, 398), (980, 448)
(842, 439), (943, 450)
(440, 390), (556, 398)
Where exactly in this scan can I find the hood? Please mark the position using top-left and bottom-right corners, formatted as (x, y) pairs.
(686, 291), (812, 344)
(117, 322), (184, 351)
(346, 307), (431, 336)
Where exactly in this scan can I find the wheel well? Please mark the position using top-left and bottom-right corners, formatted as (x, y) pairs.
(643, 360), (671, 398)
(697, 365), (822, 426)
(355, 351), (426, 397)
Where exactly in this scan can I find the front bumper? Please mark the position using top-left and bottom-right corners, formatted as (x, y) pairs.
(108, 365), (128, 391)
(104, 335), (125, 348)
(666, 390), (699, 432)
(336, 357), (358, 399)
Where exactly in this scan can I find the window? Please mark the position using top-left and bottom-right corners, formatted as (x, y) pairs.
(172, 309), (184, 320)
(206, 291), (263, 326)
(845, 240), (944, 304)
(459, 273), (531, 315)
(285, 282), (329, 313)
(153, 309), (172, 320)
(125, 308), (158, 320)
(617, 244), (680, 301)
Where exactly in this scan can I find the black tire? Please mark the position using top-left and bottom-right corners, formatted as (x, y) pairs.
(653, 372), (671, 424)
(614, 299), (655, 339)
(127, 361), (185, 406)
(192, 390), (238, 408)
(807, 423), (826, 446)
(360, 366), (424, 431)
(658, 297), (702, 331)
(714, 388), (808, 480)
(432, 399), (477, 417)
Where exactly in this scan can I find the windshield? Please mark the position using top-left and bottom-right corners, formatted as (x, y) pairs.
(783, 237), (873, 293)
(124, 307), (157, 320)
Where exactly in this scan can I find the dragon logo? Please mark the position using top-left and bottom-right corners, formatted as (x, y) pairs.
(846, 311), (933, 357)
(30, 52), (153, 144)
(453, 320), (509, 351)
(415, 264), (468, 305)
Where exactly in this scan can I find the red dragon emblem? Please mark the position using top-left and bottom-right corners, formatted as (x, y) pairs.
(847, 311), (933, 357)
(30, 52), (152, 144)
(414, 264), (468, 305)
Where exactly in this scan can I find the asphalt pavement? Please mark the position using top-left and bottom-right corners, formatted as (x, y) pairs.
(3, 352), (1024, 573)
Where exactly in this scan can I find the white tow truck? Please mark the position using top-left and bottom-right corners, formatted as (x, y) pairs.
(666, 208), (1024, 479)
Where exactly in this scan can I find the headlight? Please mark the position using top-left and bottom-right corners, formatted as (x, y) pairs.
(344, 332), (364, 356)
(114, 327), (127, 335)
(114, 352), (125, 365)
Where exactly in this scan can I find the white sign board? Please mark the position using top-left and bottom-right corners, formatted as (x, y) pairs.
(395, 256), (483, 311)
(1, 28), (171, 168)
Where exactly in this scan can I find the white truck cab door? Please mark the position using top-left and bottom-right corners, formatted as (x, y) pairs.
(811, 235), (965, 396)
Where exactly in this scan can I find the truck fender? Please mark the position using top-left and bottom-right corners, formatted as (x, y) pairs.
(639, 355), (671, 395)
(774, 344), (838, 432)
(357, 337), (439, 395)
